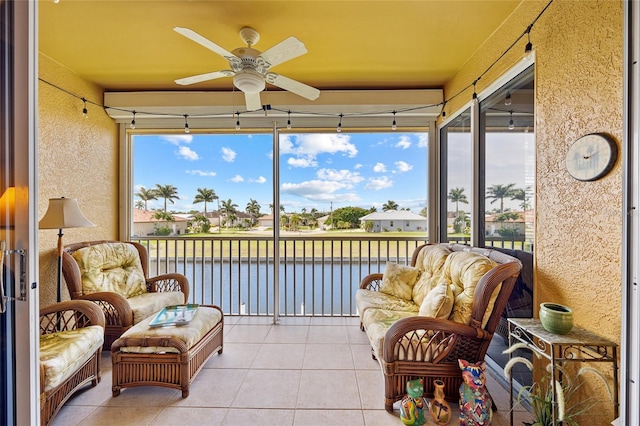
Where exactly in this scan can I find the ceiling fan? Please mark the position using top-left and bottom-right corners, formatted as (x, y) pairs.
(174, 26), (321, 111)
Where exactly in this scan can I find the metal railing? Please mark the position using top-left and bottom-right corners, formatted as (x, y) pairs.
(132, 235), (430, 317)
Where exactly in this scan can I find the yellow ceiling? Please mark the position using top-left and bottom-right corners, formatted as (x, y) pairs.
(38, 0), (522, 93)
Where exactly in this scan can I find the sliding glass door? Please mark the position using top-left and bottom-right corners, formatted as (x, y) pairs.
(1, 1), (38, 424)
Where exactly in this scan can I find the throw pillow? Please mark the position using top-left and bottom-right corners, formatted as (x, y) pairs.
(418, 281), (454, 319)
(379, 262), (420, 301)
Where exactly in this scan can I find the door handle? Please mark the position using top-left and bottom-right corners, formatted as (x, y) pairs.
(0, 241), (5, 313)
(1, 240), (27, 314)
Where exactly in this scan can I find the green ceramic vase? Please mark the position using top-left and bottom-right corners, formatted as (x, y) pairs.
(539, 302), (574, 334)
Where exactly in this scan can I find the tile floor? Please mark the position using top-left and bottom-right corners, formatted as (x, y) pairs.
(52, 316), (532, 426)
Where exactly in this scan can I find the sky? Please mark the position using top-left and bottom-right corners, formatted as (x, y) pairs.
(133, 132), (429, 215)
(133, 129), (533, 216)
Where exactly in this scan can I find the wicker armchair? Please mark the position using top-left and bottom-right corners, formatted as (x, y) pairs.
(358, 244), (522, 411)
(40, 300), (105, 426)
(61, 240), (189, 349)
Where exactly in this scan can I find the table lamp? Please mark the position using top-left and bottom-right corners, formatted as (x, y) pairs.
(39, 197), (95, 302)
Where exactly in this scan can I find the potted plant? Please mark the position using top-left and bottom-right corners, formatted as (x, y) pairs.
(503, 343), (613, 425)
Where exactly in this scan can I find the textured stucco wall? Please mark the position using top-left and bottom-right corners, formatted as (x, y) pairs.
(445, 0), (623, 420)
(38, 54), (119, 307)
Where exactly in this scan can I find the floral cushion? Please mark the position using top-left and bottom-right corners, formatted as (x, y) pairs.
(442, 251), (500, 326)
(119, 306), (222, 354)
(72, 242), (147, 298)
(379, 262), (420, 301)
(126, 291), (186, 324)
(39, 325), (104, 392)
(418, 281), (454, 319)
(362, 308), (418, 360)
(355, 289), (419, 317)
(411, 245), (451, 305)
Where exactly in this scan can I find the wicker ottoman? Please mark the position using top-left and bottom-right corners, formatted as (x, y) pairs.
(111, 305), (223, 397)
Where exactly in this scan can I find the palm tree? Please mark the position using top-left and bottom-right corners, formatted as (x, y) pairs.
(220, 199), (238, 229)
(448, 187), (469, 215)
(245, 199), (261, 226)
(486, 183), (516, 213)
(134, 200), (145, 210)
(193, 187), (217, 215)
(152, 210), (175, 235)
(511, 187), (531, 211)
(153, 184), (179, 211)
(135, 186), (157, 210)
(382, 200), (399, 211)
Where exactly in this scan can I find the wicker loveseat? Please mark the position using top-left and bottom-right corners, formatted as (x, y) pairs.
(356, 243), (522, 411)
(61, 240), (189, 349)
(40, 300), (105, 425)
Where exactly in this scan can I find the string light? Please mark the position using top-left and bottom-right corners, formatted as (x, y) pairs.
(37, 0), (552, 131)
(524, 24), (533, 59)
(391, 111), (397, 131)
(184, 114), (190, 134)
(509, 110), (515, 130)
(505, 91), (512, 106)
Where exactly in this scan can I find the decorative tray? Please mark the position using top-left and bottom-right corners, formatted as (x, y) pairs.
(148, 304), (199, 327)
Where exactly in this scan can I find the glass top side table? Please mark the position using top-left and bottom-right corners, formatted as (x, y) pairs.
(507, 318), (619, 426)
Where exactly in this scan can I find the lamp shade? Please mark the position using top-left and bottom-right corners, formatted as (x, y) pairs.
(39, 197), (96, 229)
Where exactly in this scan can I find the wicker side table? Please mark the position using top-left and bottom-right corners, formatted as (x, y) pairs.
(111, 305), (223, 398)
(507, 318), (618, 426)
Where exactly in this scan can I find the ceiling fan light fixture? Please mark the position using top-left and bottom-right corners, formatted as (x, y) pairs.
(233, 69), (265, 94)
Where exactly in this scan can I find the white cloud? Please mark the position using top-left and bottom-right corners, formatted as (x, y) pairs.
(279, 137), (295, 154)
(354, 163), (363, 169)
(395, 161), (413, 173)
(230, 175), (244, 182)
(365, 176), (393, 190)
(221, 147), (236, 162)
(186, 169), (216, 177)
(417, 133), (428, 148)
(288, 156), (318, 168)
(161, 135), (193, 145)
(282, 179), (360, 202)
(396, 135), (411, 149)
(251, 176), (267, 184)
(280, 134), (358, 170)
(176, 146), (199, 161)
(316, 168), (363, 185)
(373, 162), (387, 173)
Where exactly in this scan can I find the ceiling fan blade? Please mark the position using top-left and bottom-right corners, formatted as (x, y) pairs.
(174, 27), (240, 63)
(259, 37), (308, 68)
(266, 73), (320, 101)
(175, 70), (235, 86)
(244, 92), (262, 111)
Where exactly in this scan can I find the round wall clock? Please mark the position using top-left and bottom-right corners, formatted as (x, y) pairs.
(565, 133), (618, 181)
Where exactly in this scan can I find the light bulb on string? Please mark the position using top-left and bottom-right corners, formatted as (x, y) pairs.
(235, 112), (241, 131)
(184, 114), (190, 134)
(130, 111), (136, 130)
(81, 98), (88, 118)
(508, 110), (515, 130)
(337, 114), (343, 133)
(505, 91), (512, 106)
(391, 111), (397, 131)
(524, 25), (533, 60)
(287, 110), (292, 129)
